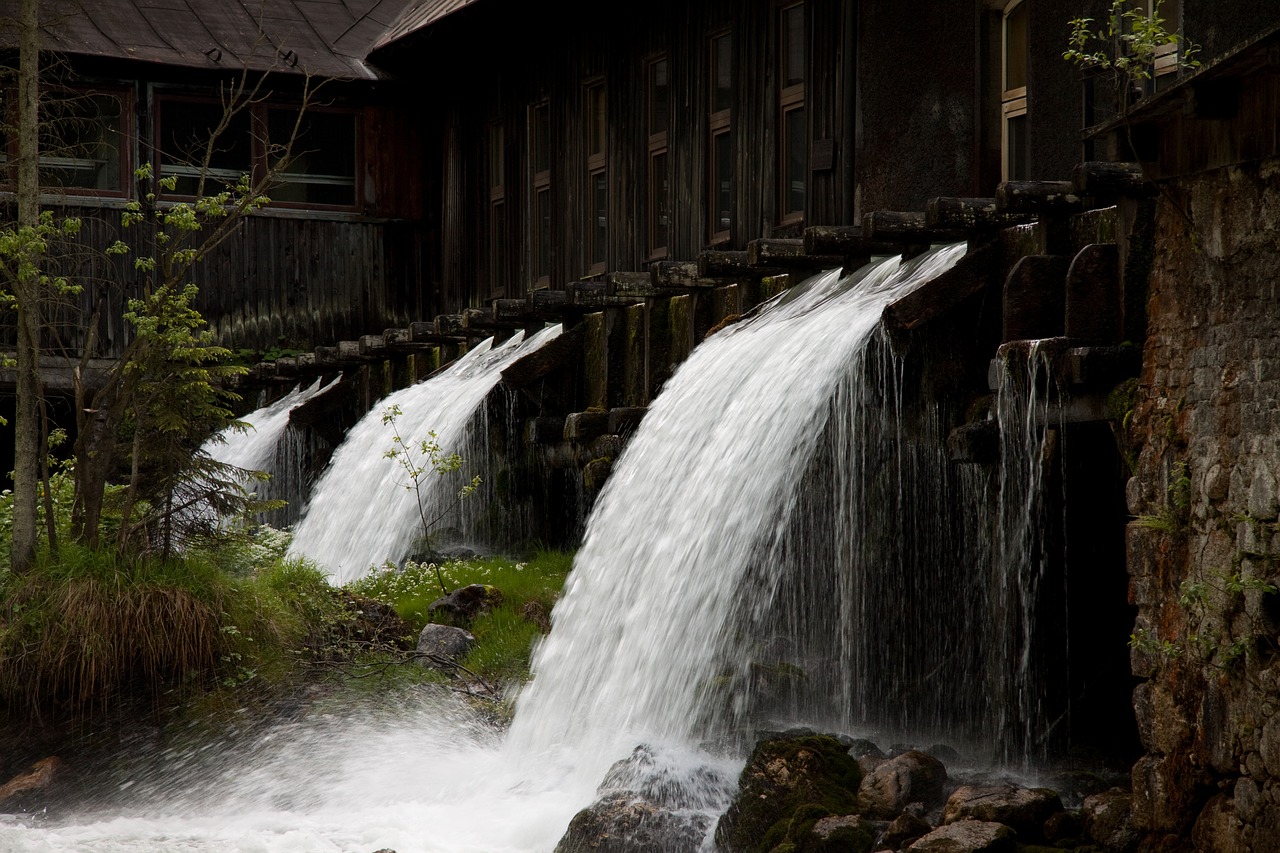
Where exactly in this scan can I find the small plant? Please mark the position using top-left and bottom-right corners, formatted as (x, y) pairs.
(381, 404), (482, 595)
(1135, 459), (1191, 535)
(1064, 0), (1200, 99)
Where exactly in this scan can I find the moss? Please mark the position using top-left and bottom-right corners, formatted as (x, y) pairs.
(715, 734), (863, 853)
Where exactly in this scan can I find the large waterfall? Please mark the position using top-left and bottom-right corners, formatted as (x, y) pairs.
(289, 325), (562, 583)
(1, 247), (1010, 853)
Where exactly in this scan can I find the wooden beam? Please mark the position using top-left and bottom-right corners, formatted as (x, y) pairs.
(698, 250), (787, 278)
(1070, 162), (1152, 198)
(747, 238), (843, 268)
(651, 260), (721, 288)
(926, 197), (1036, 230)
(996, 181), (1083, 214)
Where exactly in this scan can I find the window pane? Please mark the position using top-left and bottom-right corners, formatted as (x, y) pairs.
(489, 123), (505, 189)
(713, 129), (732, 235)
(491, 199), (506, 290)
(1006, 112), (1028, 181)
(649, 150), (668, 252)
(591, 170), (607, 266)
(1004, 1), (1028, 92)
(784, 106), (806, 215)
(267, 109), (356, 206)
(783, 4), (805, 88)
(649, 58), (669, 136)
(533, 103), (551, 174)
(536, 187), (551, 279)
(159, 100), (253, 195)
(712, 34), (732, 114)
(38, 92), (122, 190)
(587, 84), (606, 158)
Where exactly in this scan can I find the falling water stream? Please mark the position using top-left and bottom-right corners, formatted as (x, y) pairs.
(0, 246), (1008, 853)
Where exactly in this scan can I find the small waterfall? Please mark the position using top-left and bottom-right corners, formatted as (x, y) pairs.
(288, 325), (562, 583)
(202, 377), (340, 527)
(993, 338), (1067, 767)
(505, 245), (968, 789)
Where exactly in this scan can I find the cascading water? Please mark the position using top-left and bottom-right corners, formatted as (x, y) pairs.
(288, 325), (562, 583)
(2, 247), (1013, 853)
(202, 376), (341, 528)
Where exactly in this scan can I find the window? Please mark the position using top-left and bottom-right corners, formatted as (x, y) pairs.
(0, 88), (129, 194)
(488, 121), (507, 295)
(585, 81), (607, 274)
(157, 98), (357, 208)
(778, 3), (806, 223)
(1143, 0), (1183, 89)
(530, 101), (551, 286)
(37, 90), (127, 192)
(647, 55), (670, 259)
(1001, 0), (1028, 181)
(708, 31), (732, 243)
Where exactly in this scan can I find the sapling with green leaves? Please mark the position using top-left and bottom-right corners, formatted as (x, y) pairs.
(382, 403), (482, 595)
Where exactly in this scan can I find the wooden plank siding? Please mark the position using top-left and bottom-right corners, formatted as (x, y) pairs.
(415, 0), (856, 305)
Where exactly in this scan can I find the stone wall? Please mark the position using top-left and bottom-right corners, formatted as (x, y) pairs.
(1127, 156), (1280, 851)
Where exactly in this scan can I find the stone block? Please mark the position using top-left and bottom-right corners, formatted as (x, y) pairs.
(1002, 255), (1069, 342)
(564, 411), (611, 445)
(1065, 244), (1123, 344)
(583, 312), (608, 411)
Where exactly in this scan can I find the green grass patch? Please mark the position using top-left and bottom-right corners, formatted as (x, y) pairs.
(346, 549), (574, 687)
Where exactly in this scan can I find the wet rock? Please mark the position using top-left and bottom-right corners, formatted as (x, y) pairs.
(942, 784), (1062, 840)
(1042, 808), (1082, 842)
(844, 738), (885, 761)
(555, 793), (710, 853)
(925, 744), (962, 765)
(0, 757), (69, 809)
(908, 819), (1016, 852)
(856, 750), (948, 819)
(557, 745), (737, 853)
(714, 734), (863, 853)
(1190, 793), (1248, 853)
(428, 583), (503, 626)
(415, 623), (475, 668)
(337, 592), (413, 648)
(1081, 787), (1140, 852)
(884, 811), (934, 848)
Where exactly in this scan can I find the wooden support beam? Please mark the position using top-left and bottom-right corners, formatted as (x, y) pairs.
(606, 272), (657, 298)
(996, 181), (1083, 214)
(337, 340), (363, 360)
(494, 298), (537, 323)
(698, 250), (787, 278)
(747, 238), (843, 268)
(531, 289), (569, 311)
(358, 335), (386, 357)
(651, 261), (721, 288)
(435, 314), (466, 336)
(1070, 162), (1152, 198)
(314, 345), (339, 366)
(567, 280), (644, 309)
(926, 197), (1037, 230)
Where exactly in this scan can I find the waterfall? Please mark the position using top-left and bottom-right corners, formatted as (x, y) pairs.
(505, 244), (968, 786)
(992, 338), (1067, 768)
(288, 325), (562, 583)
(201, 376), (340, 528)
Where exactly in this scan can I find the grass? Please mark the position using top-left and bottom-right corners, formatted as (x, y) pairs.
(346, 550), (574, 687)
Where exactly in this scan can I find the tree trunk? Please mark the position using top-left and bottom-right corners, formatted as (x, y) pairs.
(10, 0), (42, 572)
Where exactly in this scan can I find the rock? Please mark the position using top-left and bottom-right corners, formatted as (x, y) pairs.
(925, 743), (962, 765)
(338, 592), (413, 648)
(1042, 809), (1082, 842)
(428, 584), (503, 625)
(714, 734), (863, 853)
(1190, 793), (1248, 853)
(844, 738), (886, 760)
(1081, 787), (1140, 852)
(415, 623), (475, 668)
(908, 819), (1017, 853)
(942, 784), (1062, 840)
(856, 750), (948, 819)
(884, 811), (934, 848)
(557, 745), (738, 853)
(554, 793), (710, 853)
(0, 757), (69, 808)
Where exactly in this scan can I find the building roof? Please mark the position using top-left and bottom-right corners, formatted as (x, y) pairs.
(372, 0), (485, 51)
(10, 0), (423, 80)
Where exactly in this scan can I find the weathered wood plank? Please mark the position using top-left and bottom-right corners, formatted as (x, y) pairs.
(996, 181), (1084, 214)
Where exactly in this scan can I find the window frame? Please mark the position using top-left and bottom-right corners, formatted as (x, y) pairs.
(777, 1), (806, 226)
(708, 29), (733, 245)
(1001, 0), (1029, 182)
(646, 54), (671, 261)
(585, 79), (607, 275)
(0, 85), (133, 199)
(154, 94), (361, 212)
(487, 119), (508, 297)
(529, 100), (552, 288)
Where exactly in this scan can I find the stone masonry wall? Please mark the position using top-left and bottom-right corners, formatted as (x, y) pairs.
(1127, 156), (1280, 852)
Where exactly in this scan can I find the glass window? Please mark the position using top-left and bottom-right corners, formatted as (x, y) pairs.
(158, 100), (253, 196)
(533, 102), (551, 175)
(1004, 0), (1027, 93)
(712, 128), (732, 238)
(535, 186), (551, 280)
(712, 33), (733, 114)
(649, 149), (668, 254)
(37, 91), (124, 191)
(784, 107), (806, 215)
(590, 169), (607, 267)
(587, 84), (606, 159)
(266, 109), (356, 206)
(782, 3), (806, 89)
(648, 58), (669, 137)
(489, 122), (505, 190)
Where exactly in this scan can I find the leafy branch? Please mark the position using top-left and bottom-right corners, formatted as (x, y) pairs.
(382, 404), (482, 596)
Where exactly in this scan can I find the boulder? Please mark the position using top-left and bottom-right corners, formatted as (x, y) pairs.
(1081, 787), (1140, 852)
(856, 750), (948, 819)
(428, 584), (503, 625)
(415, 623), (475, 668)
(884, 811), (934, 848)
(556, 745), (738, 853)
(908, 819), (1016, 853)
(942, 784), (1062, 840)
(714, 734), (863, 853)
(0, 757), (69, 809)
(337, 592), (413, 648)
(554, 793), (710, 853)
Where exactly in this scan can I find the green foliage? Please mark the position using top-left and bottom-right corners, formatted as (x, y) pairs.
(1064, 0), (1200, 87)
(347, 550), (573, 687)
(381, 404), (483, 594)
(1135, 460), (1191, 535)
